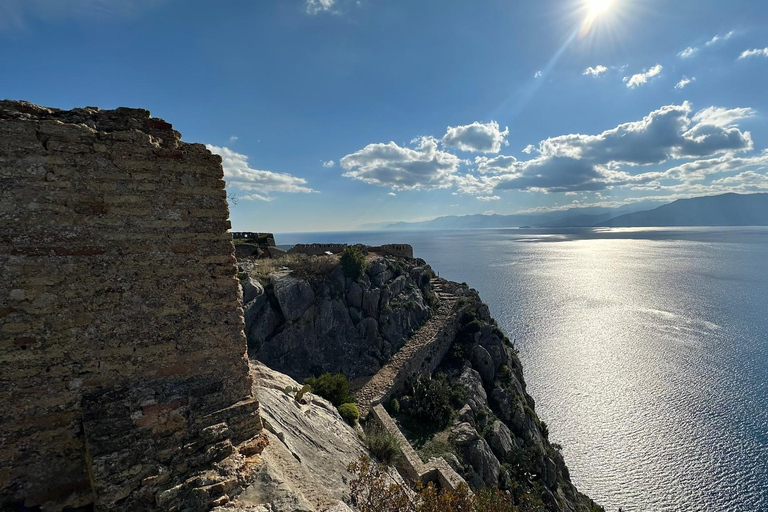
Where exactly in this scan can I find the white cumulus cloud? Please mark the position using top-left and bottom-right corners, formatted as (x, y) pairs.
(739, 48), (768, 59)
(492, 102), (754, 193)
(678, 47), (698, 58)
(442, 121), (509, 153)
(206, 145), (315, 201)
(691, 106), (756, 127)
(340, 136), (462, 190)
(675, 76), (695, 89)
(583, 65), (608, 77)
(623, 64), (663, 88)
(477, 195), (501, 201)
(706, 30), (735, 46)
(306, 0), (334, 14)
(323, 160), (335, 167)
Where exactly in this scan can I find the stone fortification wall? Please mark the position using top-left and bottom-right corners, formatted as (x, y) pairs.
(287, 243), (348, 256)
(231, 232), (276, 247)
(288, 243), (414, 259)
(0, 101), (263, 511)
(371, 244), (414, 259)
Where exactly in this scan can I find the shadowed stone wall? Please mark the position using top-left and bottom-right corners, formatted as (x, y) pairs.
(0, 101), (262, 511)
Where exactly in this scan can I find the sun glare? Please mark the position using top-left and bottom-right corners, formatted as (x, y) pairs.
(587, 0), (614, 15)
(579, 0), (619, 38)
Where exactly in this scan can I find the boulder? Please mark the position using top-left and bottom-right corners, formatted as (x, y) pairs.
(346, 282), (363, 310)
(477, 326), (508, 371)
(273, 275), (315, 322)
(451, 423), (500, 487)
(389, 275), (407, 296)
(487, 421), (515, 463)
(458, 367), (487, 415)
(451, 422), (480, 445)
(362, 288), (380, 318)
(245, 301), (282, 351)
(470, 345), (496, 386)
(242, 278), (265, 304)
(367, 259), (387, 277)
(457, 405), (475, 427)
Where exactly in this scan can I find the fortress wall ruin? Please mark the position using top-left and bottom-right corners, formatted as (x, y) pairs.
(0, 101), (262, 511)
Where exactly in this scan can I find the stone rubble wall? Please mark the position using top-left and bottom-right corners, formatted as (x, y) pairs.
(287, 243), (414, 259)
(356, 279), (470, 418)
(0, 101), (263, 511)
(371, 405), (466, 491)
(288, 243), (349, 256)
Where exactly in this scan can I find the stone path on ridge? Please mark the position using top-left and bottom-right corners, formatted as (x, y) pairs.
(355, 278), (459, 418)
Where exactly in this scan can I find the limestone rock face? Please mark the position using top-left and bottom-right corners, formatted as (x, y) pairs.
(487, 421), (515, 463)
(244, 257), (434, 380)
(451, 423), (500, 487)
(273, 274), (315, 322)
(470, 345), (496, 386)
(242, 277), (265, 305)
(230, 362), (368, 512)
(459, 366), (488, 415)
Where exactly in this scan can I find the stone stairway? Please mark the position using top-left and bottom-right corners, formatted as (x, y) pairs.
(355, 278), (461, 418)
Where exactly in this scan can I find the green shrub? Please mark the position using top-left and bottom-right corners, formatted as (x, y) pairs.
(365, 425), (401, 465)
(341, 246), (368, 280)
(386, 398), (400, 415)
(449, 385), (467, 409)
(499, 364), (512, 384)
(417, 437), (456, 462)
(411, 374), (453, 428)
(304, 373), (354, 406)
(338, 403), (360, 424)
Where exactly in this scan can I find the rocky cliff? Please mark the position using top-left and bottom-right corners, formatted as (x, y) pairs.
(238, 250), (602, 512)
(240, 254), (436, 380)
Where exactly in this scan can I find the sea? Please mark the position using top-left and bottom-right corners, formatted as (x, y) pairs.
(276, 227), (768, 512)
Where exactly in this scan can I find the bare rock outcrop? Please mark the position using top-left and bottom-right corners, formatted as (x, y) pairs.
(225, 362), (369, 512)
(242, 257), (435, 380)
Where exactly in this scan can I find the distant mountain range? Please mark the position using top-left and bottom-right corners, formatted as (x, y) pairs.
(382, 193), (768, 230)
(599, 193), (768, 227)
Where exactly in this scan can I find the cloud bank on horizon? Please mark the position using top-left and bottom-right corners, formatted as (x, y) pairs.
(336, 102), (762, 201)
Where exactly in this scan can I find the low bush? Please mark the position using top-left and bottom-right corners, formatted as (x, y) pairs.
(411, 374), (454, 428)
(341, 246), (368, 280)
(386, 398), (400, 415)
(338, 403), (360, 424)
(304, 373), (354, 406)
(292, 254), (339, 282)
(365, 425), (401, 465)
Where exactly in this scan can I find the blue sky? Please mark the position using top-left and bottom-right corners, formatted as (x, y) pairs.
(2, 0), (768, 232)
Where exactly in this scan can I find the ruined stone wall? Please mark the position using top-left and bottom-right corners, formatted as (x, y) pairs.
(0, 101), (262, 511)
(288, 243), (348, 256)
(231, 232), (276, 247)
(373, 244), (413, 259)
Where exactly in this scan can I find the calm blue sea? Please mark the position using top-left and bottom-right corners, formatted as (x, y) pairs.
(276, 227), (768, 512)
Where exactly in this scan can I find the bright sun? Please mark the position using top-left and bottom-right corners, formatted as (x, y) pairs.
(587, 0), (613, 15)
